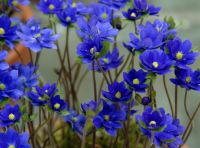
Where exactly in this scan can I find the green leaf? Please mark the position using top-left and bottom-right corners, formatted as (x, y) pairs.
(164, 16), (176, 29)
(30, 114), (38, 121)
(0, 98), (9, 108)
(97, 41), (110, 58)
(135, 93), (142, 103)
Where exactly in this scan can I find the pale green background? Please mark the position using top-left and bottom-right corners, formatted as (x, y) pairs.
(33, 0), (200, 147)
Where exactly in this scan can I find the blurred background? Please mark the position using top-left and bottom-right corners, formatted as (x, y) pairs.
(30, 0), (200, 147)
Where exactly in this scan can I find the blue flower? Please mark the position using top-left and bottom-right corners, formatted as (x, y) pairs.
(77, 37), (103, 63)
(77, 17), (118, 42)
(123, 0), (160, 21)
(89, 3), (112, 23)
(93, 101), (126, 136)
(0, 104), (22, 127)
(0, 51), (9, 71)
(63, 111), (86, 134)
(57, 7), (77, 27)
(99, 0), (130, 9)
(89, 48), (123, 72)
(102, 81), (132, 103)
(35, 83), (58, 97)
(0, 70), (23, 101)
(123, 69), (148, 92)
(170, 67), (200, 91)
(49, 95), (67, 112)
(136, 106), (184, 148)
(140, 49), (173, 75)
(27, 83), (58, 106)
(17, 18), (59, 52)
(12, 63), (39, 91)
(27, 91), (47, 106)
(134, 0), (160, 15)
(37, 0), (64, 14)
(8, 0), (30, 8)
(81, 99), (102, 114)
(154, 119), (185, 148)
(166, 38), (198, 68)
(123, 20), (175, 53)
(135, 106), (168, 139)
(0, 128), (31, 148)
(66, 0), (89, 15)
(0, 15), (18, 49)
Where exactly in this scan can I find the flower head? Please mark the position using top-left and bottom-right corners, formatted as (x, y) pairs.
(27, 91), (47, 106)
(0, 51), (9, 71)
(102, 81), (132, 103)
(140, 49), (173, 75)
(81, 99), (102, 114)
(99, 0), (130, 9)
(17, 18), (59, 52)
(57, 7), (77, 27)
(37, 0), (64, 14)
(0, 128), (31, 148)
(0, 15), (18, 49)
(166, 38), (198, 68)
(35, 83), (58, 97)
(0, 70), (23, 101)
(123, 69), (148, 92)
(77, 37), (103, 63)
(89, 3), (112, 23)
(170, 67), (200, 91)
(49, 95), (67, 112)
(89, 48), (123, 72)
(12, 63), (39, 91)
(0, 104), (22, 127)
(93, 101), (126, 136)
(77, 17), (118, 42)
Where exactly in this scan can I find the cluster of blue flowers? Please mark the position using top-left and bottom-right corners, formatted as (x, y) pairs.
(0, 0), (199, 147)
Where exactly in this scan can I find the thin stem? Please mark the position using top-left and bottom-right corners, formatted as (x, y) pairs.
(92, 62), (97, 102)
(98, 77), (105, 99)
(108, 70), (113, 83)
(92, 127), (96, 148)
(182, 103), (200, 142)
(184, 90), (191, 120)
(163, 75), (174, 116)
(175, 86), (178, 119)
(96, 60), (110, 84)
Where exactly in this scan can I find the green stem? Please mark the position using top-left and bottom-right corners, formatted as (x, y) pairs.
(163, 75), (174, 116)
(96, 60), (110, 84)
(175, 86), (178, 119)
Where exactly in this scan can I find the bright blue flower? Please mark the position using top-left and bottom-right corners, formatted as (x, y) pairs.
(135, 106), (169, 139)
(35, 83), (58, 98)
(93, 101), (126, 136)
(140, 49), (173, 75)
(12, 63), (39, 91)
(123, 0), (160, 21)
(0, 51), (9, 71)
(37, 0), (64, 14)
(123, 69), (148, 92)
(134, 0), (160, 15)
(0, 15), (18, 49)
(122, 8), (142, 21)
(49, 95), (67, 112)
(170, 67), (200, 91)
(0, 104), (22, 127)
(0, 70), (23, 101)
(66, 0), (89, 15)
(77, 17), (118, 42)
(166, 38), (198, 68)
(141, 96), (151, 105)
(81, 99), (102, 114)
(89, 3), (112, 23)
(99, 0), (130, 9)
(153, 119), (185, 148)
(0, 128), (31, 148)
(124, 20), (175, 53)
(27, 91), (47, 106)
(77, 37), (103, 63)
(17, 18), (59, 52)
(102, 81), (132, 103)
(63, 111), (86, 134)
(89, 48), (123, 72)
(27, 83), (58, 106)
(57, 7), (77, 27)
(8, 0), (30, 8)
